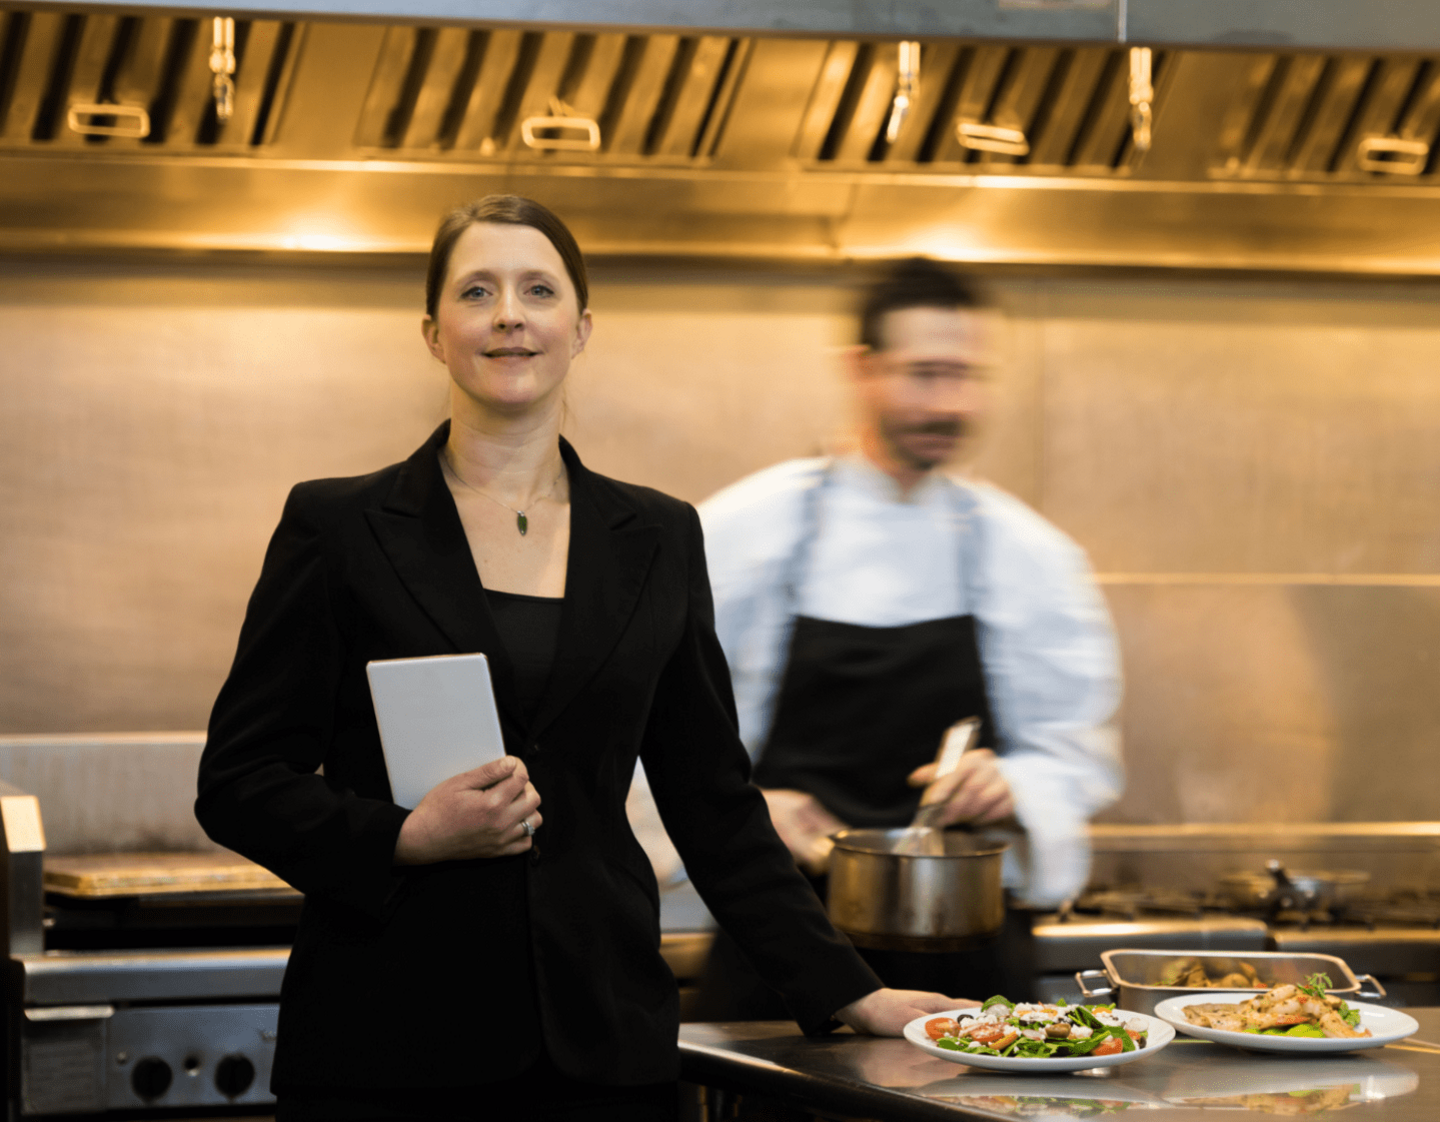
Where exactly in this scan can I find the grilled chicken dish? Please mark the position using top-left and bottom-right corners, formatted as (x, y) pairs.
(1183, 980), (1369, 1039)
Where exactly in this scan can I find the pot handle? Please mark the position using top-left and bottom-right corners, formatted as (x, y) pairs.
(1075, 969), (1114, 1000)
(1355, 974), (1388, 1000)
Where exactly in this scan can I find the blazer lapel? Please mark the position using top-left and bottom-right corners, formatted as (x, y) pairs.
(530, 439), (660, 739)
(364, 423), (526, 731)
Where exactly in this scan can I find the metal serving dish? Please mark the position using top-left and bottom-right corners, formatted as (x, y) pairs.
(1076, 949), (1386, 1016)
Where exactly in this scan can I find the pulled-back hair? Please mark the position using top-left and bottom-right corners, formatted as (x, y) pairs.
(857, 258), (987, 351)
(424, 195), (589, 318)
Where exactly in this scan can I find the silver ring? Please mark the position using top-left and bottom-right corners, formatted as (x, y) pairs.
(521, 819), (535, 838)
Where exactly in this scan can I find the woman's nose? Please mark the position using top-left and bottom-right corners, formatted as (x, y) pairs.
(492, 287), (524, 329)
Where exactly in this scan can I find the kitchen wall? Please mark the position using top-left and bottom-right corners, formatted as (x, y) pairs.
(2, 255), (1438, 826)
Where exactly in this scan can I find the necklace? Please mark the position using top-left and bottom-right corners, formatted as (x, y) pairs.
(443, 451), (565, 536)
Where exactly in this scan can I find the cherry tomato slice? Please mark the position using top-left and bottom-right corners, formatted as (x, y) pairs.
(925, 1018), (960, 1041)
(1092, 1036), (1124, 1056)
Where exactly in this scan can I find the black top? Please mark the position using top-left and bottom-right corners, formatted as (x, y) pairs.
(485, 588), (564, 721)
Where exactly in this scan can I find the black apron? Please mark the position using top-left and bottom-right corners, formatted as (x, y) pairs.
(693, 465), (1035, 1020)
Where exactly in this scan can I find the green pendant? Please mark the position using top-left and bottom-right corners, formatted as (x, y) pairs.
(516, 511), (528, 536)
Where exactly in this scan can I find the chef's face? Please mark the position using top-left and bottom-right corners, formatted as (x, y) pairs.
(421, 221), (592, 416)
(855, 305), (993, 472)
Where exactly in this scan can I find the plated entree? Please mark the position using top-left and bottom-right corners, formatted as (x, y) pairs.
(1182, 974), (1369, 1039)
(924, 996), (1150, 1059)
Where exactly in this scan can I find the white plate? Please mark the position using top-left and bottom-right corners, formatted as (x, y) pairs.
(1153, 994), (1419, 1053)
(903, 1008), (1175, 1073)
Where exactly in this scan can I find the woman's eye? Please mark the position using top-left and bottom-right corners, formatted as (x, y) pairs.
(460, 285), (490, 300)
(528, 284), (555, 298)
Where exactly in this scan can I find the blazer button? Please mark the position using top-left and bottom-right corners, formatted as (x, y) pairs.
(529, 843), (542, 865)
(531, 741), (541, 755)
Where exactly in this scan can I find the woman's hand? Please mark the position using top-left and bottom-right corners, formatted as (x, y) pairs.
(394, 756), (542, 865)
(836, 988), (978, 1036)
(759, 787), (848, 876)
(906, 748), (1014, 826)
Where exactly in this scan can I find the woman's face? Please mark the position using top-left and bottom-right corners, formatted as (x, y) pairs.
(422, 221), (591, 417)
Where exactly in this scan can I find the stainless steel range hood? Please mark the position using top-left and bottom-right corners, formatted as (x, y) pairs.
(1, 3), (1439, 273)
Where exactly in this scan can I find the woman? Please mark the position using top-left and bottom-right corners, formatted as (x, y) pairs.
(197, 196), (956, 1121)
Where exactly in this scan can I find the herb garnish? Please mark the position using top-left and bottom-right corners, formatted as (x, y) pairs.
(1298, 972), (1332, 999)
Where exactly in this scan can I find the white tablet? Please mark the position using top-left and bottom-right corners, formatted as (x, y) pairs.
(365, 653), (506, 809)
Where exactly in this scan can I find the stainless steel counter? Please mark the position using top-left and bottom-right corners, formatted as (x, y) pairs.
(679, 1009), (1440, 1122)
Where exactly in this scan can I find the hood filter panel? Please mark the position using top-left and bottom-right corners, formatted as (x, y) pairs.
(1217, 53), (1440, 181)
(0, 9), (300, 151)
(353, 26), (747, 161)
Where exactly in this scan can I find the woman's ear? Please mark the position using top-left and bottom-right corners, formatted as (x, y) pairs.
(420, 316), (444, 362)
(571, 308), (594, 358)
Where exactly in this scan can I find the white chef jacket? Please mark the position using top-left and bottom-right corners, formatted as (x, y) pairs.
(698, 455), (1124, 908)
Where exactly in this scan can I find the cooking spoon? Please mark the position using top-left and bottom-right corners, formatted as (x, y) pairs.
(893, 717), (982, 856)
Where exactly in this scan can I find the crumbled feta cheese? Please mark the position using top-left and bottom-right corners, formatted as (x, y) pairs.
(1070, 1025), (1094, 1039)
(1020, 1029), (1047, 1041)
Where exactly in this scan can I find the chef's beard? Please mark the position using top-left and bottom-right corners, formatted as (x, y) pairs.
(879, 415), (968, 472)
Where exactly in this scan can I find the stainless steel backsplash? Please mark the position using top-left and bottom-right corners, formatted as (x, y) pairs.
(2, 258), (1438, 832)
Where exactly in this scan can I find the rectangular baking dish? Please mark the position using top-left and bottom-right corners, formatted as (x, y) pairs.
(1075, 949), (1386, 1016)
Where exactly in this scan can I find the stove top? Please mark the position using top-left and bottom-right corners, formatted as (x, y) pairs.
(1069, 886), (1440, 931)
(1034, 885), (1440, 986)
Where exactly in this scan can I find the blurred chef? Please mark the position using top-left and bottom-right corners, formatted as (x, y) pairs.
(693, 258), (1123, 1015)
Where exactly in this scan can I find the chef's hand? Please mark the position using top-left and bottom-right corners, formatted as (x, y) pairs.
(759, 787), (847, 876)
(907, 748), (1014, 826)
(394, 756), (542, 865)
(836, 988), (978, 1037)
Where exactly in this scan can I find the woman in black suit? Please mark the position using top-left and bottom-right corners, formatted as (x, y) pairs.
(197, 196), (959, 1121)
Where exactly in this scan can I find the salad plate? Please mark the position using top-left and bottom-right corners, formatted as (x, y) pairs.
(1153, 994), (1418, 1054)
(903, 1007), (1175, 1073)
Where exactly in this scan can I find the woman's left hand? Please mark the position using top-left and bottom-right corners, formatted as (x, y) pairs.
(394, 755), (542, 865)
(836, 989), (979, 1036)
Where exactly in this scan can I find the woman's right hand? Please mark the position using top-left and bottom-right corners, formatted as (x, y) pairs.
(394, 756), (542, 865)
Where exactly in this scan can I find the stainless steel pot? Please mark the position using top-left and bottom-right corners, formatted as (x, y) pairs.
(1219, 860), (1370, 912)
(826, 828), (1008, 952)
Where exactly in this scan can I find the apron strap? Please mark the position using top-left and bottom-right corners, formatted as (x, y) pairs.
(778, 460), (987, 623)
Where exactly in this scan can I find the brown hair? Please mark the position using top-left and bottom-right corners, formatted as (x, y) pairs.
(424, 195), (589, 318)
(858, 257), (987, 351)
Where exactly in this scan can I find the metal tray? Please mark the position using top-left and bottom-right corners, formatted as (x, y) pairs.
(1076, 949), (1386, 1016)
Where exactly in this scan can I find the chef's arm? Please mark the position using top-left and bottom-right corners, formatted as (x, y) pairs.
(698, 476), (810, 757)
(758, 787), (848, 876)
(979, 530), (1124, 907)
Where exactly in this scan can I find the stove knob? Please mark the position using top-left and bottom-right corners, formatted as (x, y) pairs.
(131, 1057), (173, 1100)
(214, 1054), (256, 1099)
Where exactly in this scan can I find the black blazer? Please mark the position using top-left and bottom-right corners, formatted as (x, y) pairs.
(196, 424), (879, 1091)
